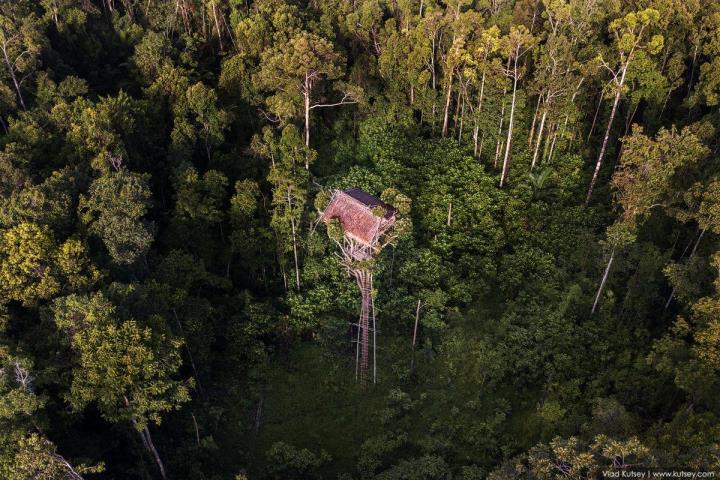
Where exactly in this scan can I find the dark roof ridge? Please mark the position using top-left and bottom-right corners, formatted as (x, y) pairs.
(342, 188), (395, 219)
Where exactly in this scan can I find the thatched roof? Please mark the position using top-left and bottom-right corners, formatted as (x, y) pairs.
(321, 188), (396, 247)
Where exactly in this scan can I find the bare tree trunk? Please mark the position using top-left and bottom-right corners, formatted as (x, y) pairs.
(304, 76), (311, 149)
(430, 38), (437, 130)
(453, 86), (462, 131)
(528, 95), (541, 147)
(587, 93), (603, 142)
(591, 247), (615, 315)
(624, 101), (639, 137)
(547, 123), (558, 163)
(586, 68), (625, 205)
(441, 71), (454, 137)
(473, 125), (479, 157)
(410, 299), (421, 376)
(143, 427), (167, 480)
(289, 214), (300, 290)
(191, 413), (200, 446)
(665, 228), (706, 309)
(212, 2), (224, 50)
(531, 107), (547, 170)
(495, 58), (511, 168)
(687, 41), (699, 95)
(494, 100), (506, 168)
(1, 44), (26, 110)
(472, 68), (487, 158)
(254, 396), (264, 433)
(172, 309), (204, 399)
(500, 59), (519, 188)
(52, 453), (85, 480)
(458, 93), (465, 141)
(124, 396), (167, 480)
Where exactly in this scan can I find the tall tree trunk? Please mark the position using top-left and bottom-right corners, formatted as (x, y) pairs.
(547, 123), (558, 163)
(125, 396), (168, 480)
(472, 68), (487, 158)
(624, 101), (639, 137)
(495, 57), (511, 168)
(430, 37), (437, 131)
(586, 67), (626, 205)
(453, 86), (462, 131)
(495, 100), (506, 168)
(212, 2), (224, 50)
(410, 299), (421, 377)
(528, 95), (541, 147)
(143, 426), (167, 480)
(304, 76), (311, 150)
(172, 309), (204, 399)
(458, 93), (465, 141)
(500, 59), (519, 188)
(1, 44), (26, 110)
(531, 107), (547, 170)
(687, 41), (699, 95)
(289, 207), (301, 290)
(254, 397), (263, 433)
(591, 247), (615, 315)
(665, 228), (706, 309)
(473, 125), (480, 157)
(587, 93), (603, 142)
(441, 70), (454, 137)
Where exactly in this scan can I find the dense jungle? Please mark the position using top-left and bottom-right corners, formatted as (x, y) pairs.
(2, 0), (720, 478)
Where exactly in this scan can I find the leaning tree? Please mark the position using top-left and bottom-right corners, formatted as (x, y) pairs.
(317, 187), (411, 385)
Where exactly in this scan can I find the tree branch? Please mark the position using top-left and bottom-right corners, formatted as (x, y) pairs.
(309, 92), (358, 110)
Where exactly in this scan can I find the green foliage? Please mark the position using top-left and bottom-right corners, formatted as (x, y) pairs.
(0, 0), (717, 478)
(493, 434), (655, 479)
(79, 169), (154, 265)
(613, 126), (708, 226)
(1, 433), (104, 480)
(265, 441), (331, 479)
(52, 292), (190, 429)
(174, 167), (229, 224)
(0, 222), (60, 305)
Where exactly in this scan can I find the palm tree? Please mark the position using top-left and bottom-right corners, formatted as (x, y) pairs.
(527, 168), (555, 201)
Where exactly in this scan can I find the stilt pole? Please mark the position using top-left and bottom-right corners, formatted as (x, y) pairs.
(352, 267), (373, 386)
(371, 273), (376, 384)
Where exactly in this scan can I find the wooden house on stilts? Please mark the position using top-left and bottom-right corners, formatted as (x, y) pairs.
(320, 188), (397, 385)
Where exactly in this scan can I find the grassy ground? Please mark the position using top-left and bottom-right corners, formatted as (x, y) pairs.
(224, 296), (548, 478)
(242, 344), (391, 477)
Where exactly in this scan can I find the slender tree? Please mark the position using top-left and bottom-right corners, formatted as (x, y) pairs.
(253, 125), (315, 290)
(255, 31), (359, 150)
(0, 3), (42, 111)
(499, 26), (535, 187)
(53, 292), (190, 480)
(585, 9), (664, 204)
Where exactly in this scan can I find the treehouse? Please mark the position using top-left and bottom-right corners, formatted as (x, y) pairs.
(320, 188), (399, 385)
(320, 188), (396, 261)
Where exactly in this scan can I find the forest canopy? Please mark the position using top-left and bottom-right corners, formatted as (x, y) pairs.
(1, 0), (720, 479)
